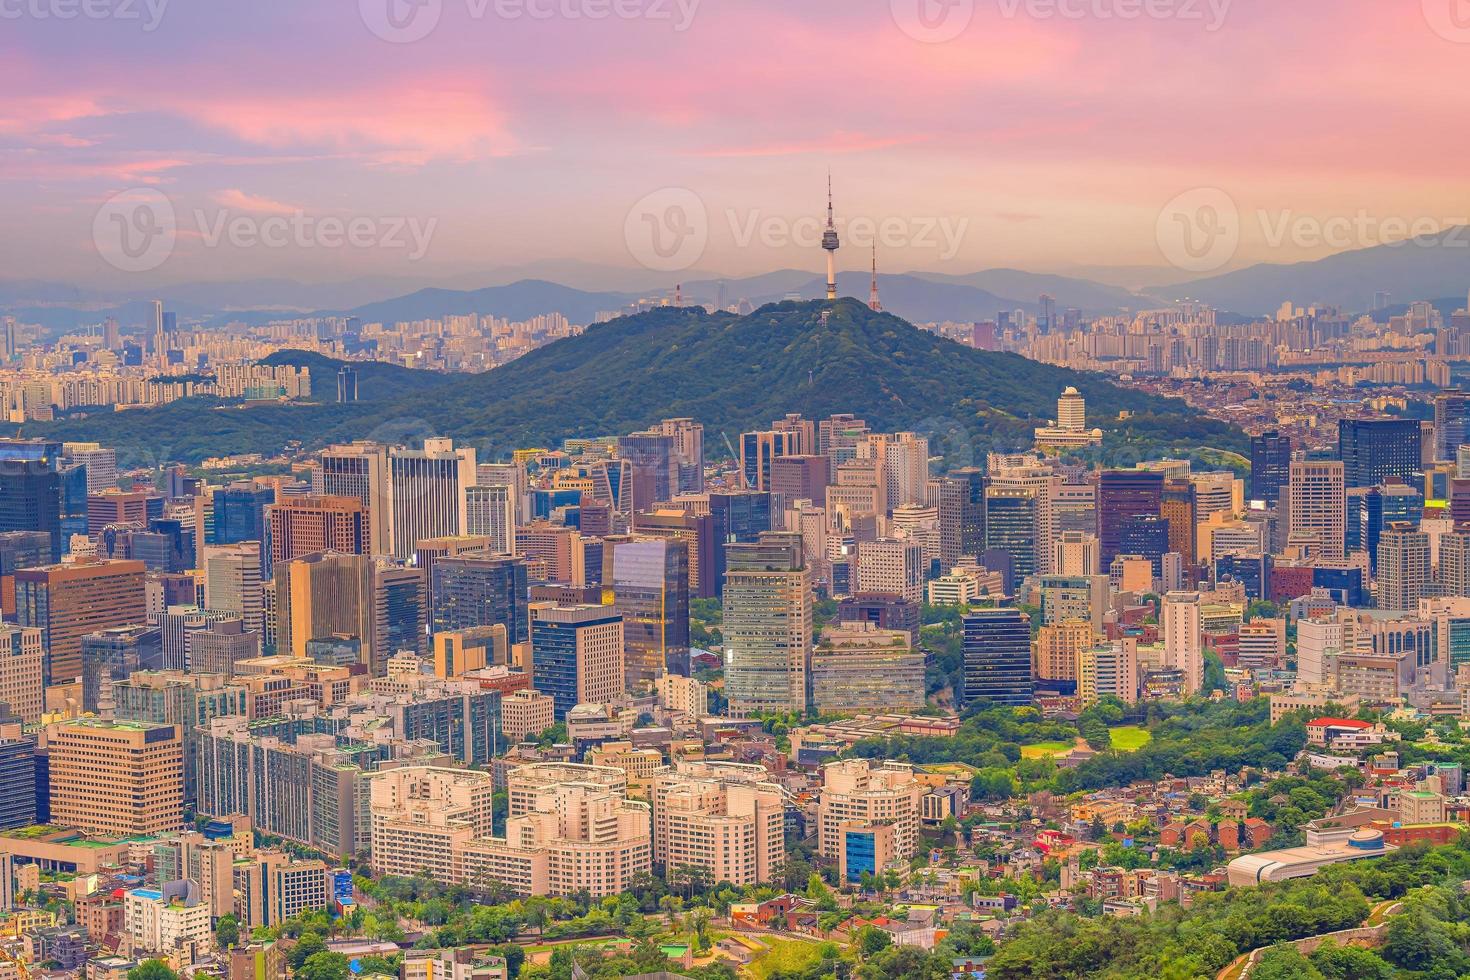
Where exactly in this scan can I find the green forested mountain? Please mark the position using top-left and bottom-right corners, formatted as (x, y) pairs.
(31, 299), (1242, 466)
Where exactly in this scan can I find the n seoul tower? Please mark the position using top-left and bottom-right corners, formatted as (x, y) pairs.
(822, 172), (840, 301)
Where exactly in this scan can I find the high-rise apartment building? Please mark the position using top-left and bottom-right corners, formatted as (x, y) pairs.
(48, 718), (183, 836)
(1161, 591), (1203, 695)
(650, 761), (785, 886)
(15, 559), (147, 685)
(369, 767), (497, 883)
(817, 759), (923, 868)
(723, 533), (812, 715)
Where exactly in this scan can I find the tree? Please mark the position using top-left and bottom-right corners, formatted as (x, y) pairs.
(296, 951), (352, 980)
(1250, 945), (1324, 980)
(1308, 940), (1393, 980)
(216, 912), (240, 949)
(857, 925), (893, 959)
(288, 932), (327, 970)
(127, 962), (180, 980)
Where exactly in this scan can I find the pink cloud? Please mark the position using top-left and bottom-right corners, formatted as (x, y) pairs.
(212, 188), (299, 215)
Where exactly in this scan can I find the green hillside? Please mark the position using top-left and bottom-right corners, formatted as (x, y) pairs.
(30, 299), (1243, 467)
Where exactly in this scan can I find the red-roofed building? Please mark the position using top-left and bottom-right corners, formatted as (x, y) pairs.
(1306, 717), (1372, 746)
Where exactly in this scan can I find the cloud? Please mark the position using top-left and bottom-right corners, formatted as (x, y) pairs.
(212, 188), (299, 215)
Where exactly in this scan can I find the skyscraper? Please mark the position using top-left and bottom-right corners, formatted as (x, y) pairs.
(657, 418), (705, 494)
(466, 484), (517, 555)
(1286, 460), (1346, 559)
(15, 559), (147, 685)
(389, 439), (475, 560)
(1249, 430), (1292, 505)
(1435, 390), (1470, 462)
(267, 495), (366, 566)
(1097, 471), (1164, 572)
(429, 552), (529, 643)
(617, 430), (677, 513)
(609, 537), (690, 685)
(739, 429), (799, 493)
(319, 442), (393, 556)
(1338, 418), (1421, 489)
(962, 607), (1033, 707)
(723, 533), (812, 715)
(530, 605), (625, 719)
(203, 542), (264, 635)
(1377, 522), (1431, 612)
(273, 551), (375, 665)
(985, 487), (1038, 581)
(212, 484), (274, 546)
(0, 460), (62, 562)
(1161, 591), (1203, 695)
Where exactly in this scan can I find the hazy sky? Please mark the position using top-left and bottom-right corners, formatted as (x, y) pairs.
(4, 0), (1470, 288)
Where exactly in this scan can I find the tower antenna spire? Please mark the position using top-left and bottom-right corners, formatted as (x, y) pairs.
(869, 244), (882, 312)
(821, 171), (840, 302)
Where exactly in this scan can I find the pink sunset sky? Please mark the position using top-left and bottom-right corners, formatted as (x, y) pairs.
(4, 0), (1470, 288)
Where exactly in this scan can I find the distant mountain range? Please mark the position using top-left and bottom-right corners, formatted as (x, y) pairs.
(1153, 227), (1470, 315)
(30, 299), (1243, 467)
(9, 230), (1470, 330)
